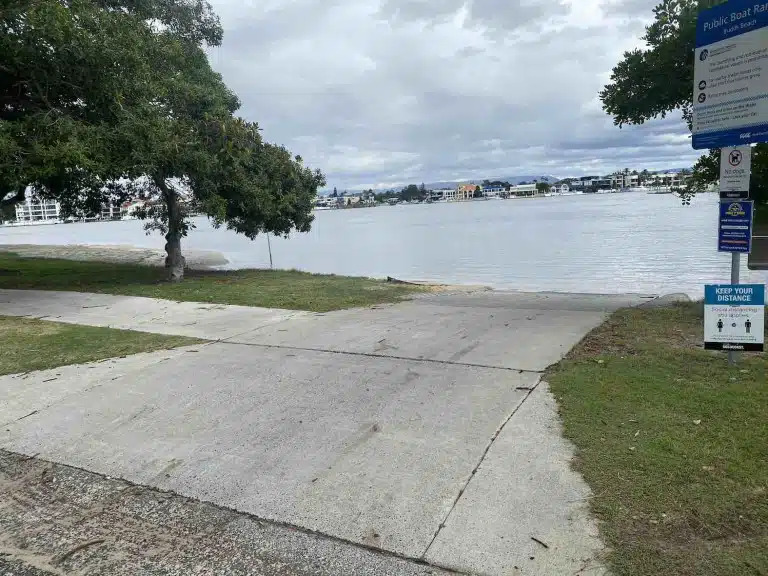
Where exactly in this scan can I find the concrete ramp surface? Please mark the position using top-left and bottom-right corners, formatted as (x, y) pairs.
(0, 290), (643, 574)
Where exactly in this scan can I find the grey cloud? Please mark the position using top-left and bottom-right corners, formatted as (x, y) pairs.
(600, 0), (659, 18)
(378, 0), (564, 33)
(468, 0), (566, 31)
(207, 0), (699, 190)
(455, 45), (486, 58)
(377, 0), (466, 23)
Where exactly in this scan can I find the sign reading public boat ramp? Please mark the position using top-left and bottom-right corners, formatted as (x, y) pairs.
(693, 0), (768, 148)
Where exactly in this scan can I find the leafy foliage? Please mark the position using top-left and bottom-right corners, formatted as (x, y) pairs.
(600, 0), (766, 208)
(400, 184), (423, 201)
(194, 118), (324, 239)
(1, 0), (325, 280)
(599, 0), (700, 128)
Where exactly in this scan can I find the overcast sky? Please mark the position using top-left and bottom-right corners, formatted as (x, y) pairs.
(207, 0), (699, 190)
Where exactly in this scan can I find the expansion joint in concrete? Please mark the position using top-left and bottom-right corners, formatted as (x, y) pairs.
(219, 339), (543, 374)
(420, 377), (543, 560)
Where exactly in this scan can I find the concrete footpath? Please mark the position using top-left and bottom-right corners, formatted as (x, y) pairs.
(0, 288), (650, 575)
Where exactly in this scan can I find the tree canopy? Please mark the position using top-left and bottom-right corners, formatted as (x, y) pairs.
(599, 0), (766, 209)
(400, 184), (423, 201)
(1, 0), (325, 280)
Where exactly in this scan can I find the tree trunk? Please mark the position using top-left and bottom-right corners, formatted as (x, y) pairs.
(158, 179), (186, 282)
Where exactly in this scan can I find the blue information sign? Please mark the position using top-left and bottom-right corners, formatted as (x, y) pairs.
(718, 200), (754, 253)
(693, 0), (768, 149)
(704, 284), (765, 351)
(705, 284), (766, 306)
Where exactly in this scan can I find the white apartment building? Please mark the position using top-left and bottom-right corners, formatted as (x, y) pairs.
(430, 188), (453, 201)
(482, 185), (505, 198)
(101, 203), (121, 220)
(648, 172), (688, 189)
(14, 194), (61, 223)
(444, 184), (476, 202)
(508, 184), (538, 197)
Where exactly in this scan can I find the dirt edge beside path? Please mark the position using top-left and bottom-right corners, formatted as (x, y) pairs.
(0, 450), (456, 576)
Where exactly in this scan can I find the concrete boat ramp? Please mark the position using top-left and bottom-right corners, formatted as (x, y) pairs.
(0, 288), (650, 575)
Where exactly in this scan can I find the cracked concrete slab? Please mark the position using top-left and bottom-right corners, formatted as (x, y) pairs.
(424, 383), (608, 575)
(0, 346), (206, 426)
(0, 288), (639, 574)
(0, 450), (455, 576)
(1, 342), (535, 559)
(229, 291), (644, 371)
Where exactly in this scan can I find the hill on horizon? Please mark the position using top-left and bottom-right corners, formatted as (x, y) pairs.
(424, 175), (560, 189)
(319, 168), (693, 195)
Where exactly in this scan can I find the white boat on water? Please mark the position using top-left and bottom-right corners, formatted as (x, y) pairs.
(620, 186), (653, 193)
(647, 186), (676, 195)
(3, 219), (63, 227)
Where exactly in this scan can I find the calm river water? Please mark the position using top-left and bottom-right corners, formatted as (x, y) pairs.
(2, 193), (766, 297)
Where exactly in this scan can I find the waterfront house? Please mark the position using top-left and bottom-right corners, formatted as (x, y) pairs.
(648, 171), (688, 190)
(444, 184), (475, 202)
(100, 203), (122, 220)
(14, 193), (61, 223)
(508, 184), (538, 197)
(457, 184), (477, 201)
(120, 200), (145, 219)
(482, 185), (505, 198)
(430, 189), (452, 201)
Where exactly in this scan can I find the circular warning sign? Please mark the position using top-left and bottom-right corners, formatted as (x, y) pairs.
(729, 150), (743, 166)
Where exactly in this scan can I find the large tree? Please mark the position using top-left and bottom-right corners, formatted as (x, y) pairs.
(1, 0), (163, 205)
(599, 0), (767, 211)
(400, 184), (421, 201)
(1, 0), (325, 280)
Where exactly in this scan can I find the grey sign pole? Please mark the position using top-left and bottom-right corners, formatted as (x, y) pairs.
(729, 253), (741, 365)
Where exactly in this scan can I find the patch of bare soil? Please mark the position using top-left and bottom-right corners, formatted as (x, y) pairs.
(0, 451), (450, 576)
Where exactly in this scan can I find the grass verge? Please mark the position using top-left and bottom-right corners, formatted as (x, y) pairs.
(547, 302), (767, 576)
(0, 316), (200, 376)
(0, 253), (427, 312)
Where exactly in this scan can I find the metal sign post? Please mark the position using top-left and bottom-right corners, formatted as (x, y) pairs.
(693, 0), (768, 363)
(729, 254), (741, 365)
(719, 146), (752, 356)
(716, 199), (754, 364)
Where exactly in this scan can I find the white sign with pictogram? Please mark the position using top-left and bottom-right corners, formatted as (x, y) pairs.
(704, 284), (765, 352)
(719, 146), (751, 199)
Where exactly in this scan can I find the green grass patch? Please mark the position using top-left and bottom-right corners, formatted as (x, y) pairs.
(547, 302), (767, 576)
(0, 316), (200, 375)
(0, 253), (427, 312)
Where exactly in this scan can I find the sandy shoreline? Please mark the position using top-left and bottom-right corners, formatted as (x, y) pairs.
(0, 244), (229, 270)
